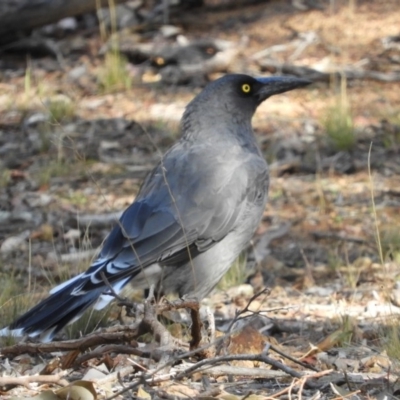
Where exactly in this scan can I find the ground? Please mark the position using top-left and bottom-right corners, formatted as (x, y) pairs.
(1, 0), (400, 399)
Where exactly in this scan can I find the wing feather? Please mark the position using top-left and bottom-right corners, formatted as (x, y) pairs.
(79, 142), (266, 292)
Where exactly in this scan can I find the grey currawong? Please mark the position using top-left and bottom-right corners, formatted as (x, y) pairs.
(1, 74), (310, 341)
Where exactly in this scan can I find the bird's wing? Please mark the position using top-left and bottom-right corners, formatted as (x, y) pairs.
(76, 142), (268, 292)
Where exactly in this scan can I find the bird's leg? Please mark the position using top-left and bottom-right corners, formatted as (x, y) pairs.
(189, 303), (202, 350)
(157, 297), (203, 350)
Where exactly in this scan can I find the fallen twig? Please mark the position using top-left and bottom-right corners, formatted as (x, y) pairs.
(0, 371), (69, 388)
(310, 231), (367, 244)
(258, 59), (400, 82)
(193, 364), (287, 378)
(215, 288), (271, 357)
(73, 344), (162, 367)
(0, 329), (139, 357)
(225, 288), (271, 334)
(269, 343), (319, 372)
(136, 287), (180, 348)
(96, 365), (135, 386)
(104, 351), (320, 400)
(174, 353), (305, 381)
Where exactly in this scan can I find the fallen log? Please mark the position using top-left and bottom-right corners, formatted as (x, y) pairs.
(0, 0), (131, 45)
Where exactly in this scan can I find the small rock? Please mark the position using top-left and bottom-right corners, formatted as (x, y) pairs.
(82, 365), (108, 380)
(305, 286), (335, 296)
(100, 140), (121, 150)
(227, 284), (254, 298)
(82, 98), (106, 110)
(63, 229), (81, 241)
(24, 112), (48, 127)
(160, 25), (182, 38)
(57, 17), (78, 31)
(1, 234), (28, 253)
(25, 193), (53, 208)
(0, 211), (11, 223)
(68, 65), (87, 81)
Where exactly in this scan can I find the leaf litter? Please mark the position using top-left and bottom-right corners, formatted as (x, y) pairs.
(1, 0), (400, 399)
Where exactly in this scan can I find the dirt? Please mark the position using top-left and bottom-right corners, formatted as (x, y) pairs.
(0, 0), (400, 398)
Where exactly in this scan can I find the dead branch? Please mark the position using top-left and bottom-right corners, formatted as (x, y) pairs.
(0, 329), (139, 357)
(160, 47), (239, 84)
(117, 38), (239, 85)
(195, 364), (287, 378)
(258, 59), (400, 82)
(268, 342), (319, 372)
(311, 231), (367, 244)
(225, 288), (270, 334)
(136, 288), (177, 348)
(0, 371), (69, 388)
(0, 0), (131, 46)
(96, 365), (135, 386)
(73, 344), (163, 367)
(174, 353), (306, 382)
(118, 296), (204, 351)
(104, 350), (320, 400)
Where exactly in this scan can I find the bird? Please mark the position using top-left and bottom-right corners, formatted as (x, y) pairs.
(1, 74), (310, 341)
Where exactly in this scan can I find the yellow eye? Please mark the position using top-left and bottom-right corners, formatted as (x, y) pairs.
(242, 83), (251, 93)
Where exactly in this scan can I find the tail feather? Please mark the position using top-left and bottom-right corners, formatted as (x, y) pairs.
(8, 285), (103, 341)
(49, 273), (85, 294)
(1, 274), (130, 341)
(93, 276), (131, 310)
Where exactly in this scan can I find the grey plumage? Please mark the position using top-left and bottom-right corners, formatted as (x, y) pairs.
(1, 74), (310, 341)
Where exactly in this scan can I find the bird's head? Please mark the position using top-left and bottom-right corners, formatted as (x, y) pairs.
(182, 74), (311, 139)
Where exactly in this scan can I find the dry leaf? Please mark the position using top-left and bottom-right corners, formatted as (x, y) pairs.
(30, 224), (54, 241)
(11, 391), (59, 400)
(228, 326), (266, 367)
(137, 386), (151, 399)
(56, 380), (97, 400)
(361, 354), (391, 371)
(316, 328), (352, 352)
(219, 395), (240, 400)
(60, 350), (80, 369)
(330, 382), (354, 397)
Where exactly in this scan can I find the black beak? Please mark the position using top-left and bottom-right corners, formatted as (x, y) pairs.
(255, 76), (311, 102)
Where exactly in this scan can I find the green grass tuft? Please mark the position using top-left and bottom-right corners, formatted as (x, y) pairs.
(46, 95), (76, 124)
(65, 306), (113, 340)
(324, 102), (355, 150)
(381, 319), (400, 359)
(324, 78), (355, 151)
(98, 50), (132, 93)
(380, 227), (400, 263)
(218, 253), (248, 291)
(0, 274), (41, 346)
(0, 168), (11, 188)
